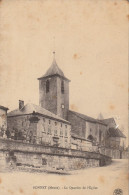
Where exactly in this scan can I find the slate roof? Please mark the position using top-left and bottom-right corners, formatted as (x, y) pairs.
(69, 110), (106, 125)
(99, 118), (116, 126)
(0, 105), (9, 111)
(38, 59), (70, 81)
(8, 103), (70, 124)
(108, 127), (126, 138)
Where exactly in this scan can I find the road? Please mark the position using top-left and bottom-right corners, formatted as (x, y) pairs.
(0, 159), (128, 195)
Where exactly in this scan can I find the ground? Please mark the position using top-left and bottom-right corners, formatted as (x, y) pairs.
(0, 159), (128, 195)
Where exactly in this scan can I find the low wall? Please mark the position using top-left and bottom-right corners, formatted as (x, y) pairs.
(122, 150), (129, 159)
(99, 146), (128, 159)
(0, 138), (111, 171)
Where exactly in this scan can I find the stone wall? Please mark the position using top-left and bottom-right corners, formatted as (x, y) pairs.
(68, 111), (108, 147)
(5, 152), (100, 171)
(56, 77), (69, 120)
(7, 114), (71, 148)
(122, 150), (129, 159)
(39, 76), (69, 120)
(71, 136), (93, 151)
(68, 111), (86, 138)
(0, 151), (7, 170)
(99, 147), (126, 159)
(106, 137), (120, 149)
(96, 123), (107, 146)
(0, 138), (111, 171)
(86, 121), (98, 141)
(39, 77), (58, 115)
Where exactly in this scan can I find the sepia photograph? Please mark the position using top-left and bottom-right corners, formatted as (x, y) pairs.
(0, 0), (128, 195)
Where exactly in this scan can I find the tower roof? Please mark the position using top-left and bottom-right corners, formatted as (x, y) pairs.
(44, 58), (65, 78)
(38, 53), (70, 81)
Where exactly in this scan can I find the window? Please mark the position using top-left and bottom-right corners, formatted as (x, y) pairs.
(61, 123), (62, 127)
(39, 137), (42, 144)
(43, 118), (45, 122)
(62, 104), (64, 109)
(87, 135), (94, 141)
(60, 129), (63, 136)
(65, 129), (67, 137)
(54, 129), (57, 135)
(49, 120), (51, 124)
(42, 158), (47, 165)
(55, 122), (57, 126)
(42, 126), (46, 133)
(48, 127), (51, 134)
(65, 125), (67, 128)
(61, 80), (64, 94)
(46, 80), (50, 93)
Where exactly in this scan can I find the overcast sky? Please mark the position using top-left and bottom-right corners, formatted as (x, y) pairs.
(0, 0), (128, 138)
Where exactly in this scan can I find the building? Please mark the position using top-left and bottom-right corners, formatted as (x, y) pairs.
(38, 54), (70, 120)
(7, 101), (71, 148)
(68, 110), (107, 147)
(99, 118), (126, 158)
(0, 105), (8, 138)
(6, 53), (127, 157)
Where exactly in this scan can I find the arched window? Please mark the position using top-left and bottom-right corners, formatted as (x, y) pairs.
(46, 80), (50, 93)
(61, 80), (64, 94)
(87, 135), (94, 141)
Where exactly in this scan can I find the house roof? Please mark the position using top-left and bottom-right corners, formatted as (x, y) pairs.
(0, 105), (9, 111)
(108, 127), (126, 138)
(99, 118), (116, 126)
(8, 103), (70, 124)
(69, 110), (106, 125)
(38, 58), (70, 81)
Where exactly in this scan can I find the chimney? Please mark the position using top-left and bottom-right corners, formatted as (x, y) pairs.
(19, 100), (24, 110)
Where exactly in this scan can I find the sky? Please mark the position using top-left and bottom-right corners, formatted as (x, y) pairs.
(0, 0), (128, 138)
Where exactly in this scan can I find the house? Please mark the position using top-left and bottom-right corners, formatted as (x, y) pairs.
(98, 118), (126, 158)
(7, 101), (71, 148)
(100, 118), (126, 150)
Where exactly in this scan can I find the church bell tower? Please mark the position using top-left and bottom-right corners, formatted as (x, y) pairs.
(38, 52), (70, 120)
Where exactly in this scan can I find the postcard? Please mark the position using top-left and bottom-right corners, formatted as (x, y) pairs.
(0, 0), (128, 195)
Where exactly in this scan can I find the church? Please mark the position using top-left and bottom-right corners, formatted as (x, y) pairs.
(6, 52), (127, 159)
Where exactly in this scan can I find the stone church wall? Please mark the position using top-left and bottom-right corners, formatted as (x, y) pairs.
(68, 112), (86, 138)
(39, 76), (69, 120)
(85, 121), (98, 141)
(39, 77), (58, 115)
